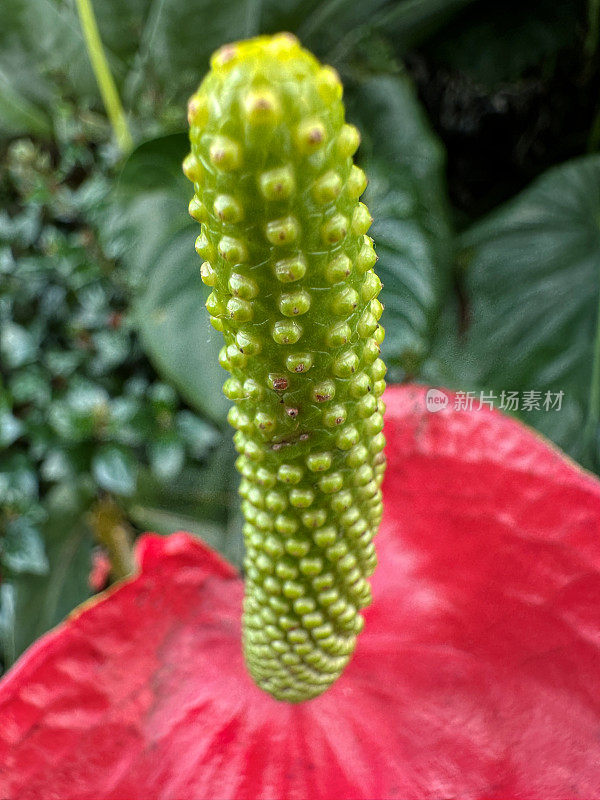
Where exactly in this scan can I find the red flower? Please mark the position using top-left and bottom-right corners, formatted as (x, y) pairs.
(2, 385), (600, 800)
(88, 550), (112, 592)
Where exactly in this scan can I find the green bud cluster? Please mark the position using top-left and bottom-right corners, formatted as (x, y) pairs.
(185, 33), (386, 702)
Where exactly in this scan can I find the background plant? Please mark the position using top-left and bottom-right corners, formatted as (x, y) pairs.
(0, 0), (598, 673)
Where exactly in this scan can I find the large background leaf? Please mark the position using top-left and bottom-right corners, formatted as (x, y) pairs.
(424, 154), (600, 466)
(114, 134), (230, 423)
(0, 0), (96, 104)
(350, 71), (453, 376)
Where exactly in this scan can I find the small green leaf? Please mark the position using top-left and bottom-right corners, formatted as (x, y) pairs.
(0, 454), (38, 511)
(49, 380), (110, 442)
(2, 517), (48, 575)
(44, 350), (84, 378)
(0, 409), (23, 447)
(148, 382), (178, 412)
(106, 396), (145, 446)
(40, 448), (77, 483)
(176, 410), (219, 459)
(0, 322), (37, 369)
(9, 366), (52, 407)
(149, 435), (185, 481)
(90, 330), (130, 373)
(92, 444), (138, 496)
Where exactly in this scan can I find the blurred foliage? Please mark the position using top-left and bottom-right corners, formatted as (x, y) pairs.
(0, 118), (231, 668)
(0, 0), (599, 670)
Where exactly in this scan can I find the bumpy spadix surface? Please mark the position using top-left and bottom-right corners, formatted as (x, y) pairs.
(185, 33), (385, 702)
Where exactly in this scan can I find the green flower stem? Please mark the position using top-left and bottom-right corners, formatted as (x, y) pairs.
(75, 0), (133, 154)
(90, 500), (135, 580)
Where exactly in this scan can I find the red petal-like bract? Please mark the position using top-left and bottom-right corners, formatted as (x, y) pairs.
(2, 385), (600, 800)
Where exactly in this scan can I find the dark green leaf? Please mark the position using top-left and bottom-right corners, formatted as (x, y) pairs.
(117, 134), (190, 196)
(115, 134), (230, 422)
(349, 72), (453, 375)
(132, 0), (251, 108)
(40, 448), (78, 483)
(425, 154), (600, 466)
(0, 0), (97, 110)
(128, 0), (474, 115)
(297, 0), (475, 67)
(48, 380), (110, 442)
(44, 350), (84, 378)
(90, 330), (130, 373)
(9, 366), (52, 407)
(106, 396), (145, 446)
(92, 0), (152, 64)
(148, 382), (178, 411)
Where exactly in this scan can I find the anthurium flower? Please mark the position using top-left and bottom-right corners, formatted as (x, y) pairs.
(2, 385), (600, 800)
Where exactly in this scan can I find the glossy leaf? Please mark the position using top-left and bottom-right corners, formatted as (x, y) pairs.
(114, 134), (230, 422)
(0, 322), (37, 369)
(0, 409), (23, 448)
(351, 72), (453, 375)
(175, 410), (220, 459)
(0, 454), (38, 513)
(2, 385), (600, 798)
(425, 154), (600, 464)
(2, 517), (48, 576)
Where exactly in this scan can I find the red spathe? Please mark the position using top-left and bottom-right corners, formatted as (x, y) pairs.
(1, 385), (600, 799)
